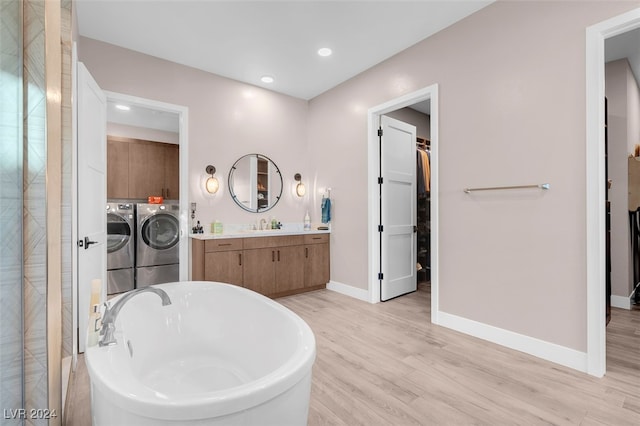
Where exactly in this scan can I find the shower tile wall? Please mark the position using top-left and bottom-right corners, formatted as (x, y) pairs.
(23, 0), (48, 423)
(0, 0), (24, 421)
(61, 0), (72, 360)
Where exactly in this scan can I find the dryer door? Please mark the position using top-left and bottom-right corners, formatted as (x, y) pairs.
(141, 213), (180, 250)
(107, 213), (133, 269)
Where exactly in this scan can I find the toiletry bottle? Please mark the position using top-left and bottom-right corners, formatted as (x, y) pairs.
(214, 220), (223, 235)
(271, 217), (277, 229)
(304, 211), (311, 230)
(87, 304), (101, 347)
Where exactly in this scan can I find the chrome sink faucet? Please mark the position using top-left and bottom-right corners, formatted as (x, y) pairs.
(99, 287), (172, 347)
(260, 218), (267, 230)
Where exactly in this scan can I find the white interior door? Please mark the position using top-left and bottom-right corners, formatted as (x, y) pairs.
(380, 115), (417, 301)
(77, 62), (107, 352)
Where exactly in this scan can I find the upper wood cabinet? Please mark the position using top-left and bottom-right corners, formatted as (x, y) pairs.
(107, 136), (179, 200)
(106, 139), (130, 199)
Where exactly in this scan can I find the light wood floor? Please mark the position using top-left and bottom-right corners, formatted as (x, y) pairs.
(64, 284), (640, 425)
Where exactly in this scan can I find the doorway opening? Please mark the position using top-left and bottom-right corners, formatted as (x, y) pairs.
(586, 7), (640, 377)
(72, 87), (189, 358)
(103, 91), (190, 283)
(367, 84), (440, 324)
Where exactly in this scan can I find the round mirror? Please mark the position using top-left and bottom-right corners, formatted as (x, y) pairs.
(228, 154), (283, 212)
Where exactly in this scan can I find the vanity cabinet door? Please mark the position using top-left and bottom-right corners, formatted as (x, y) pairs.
(204, 251), (243, 287)
(274, 245), (305, 294)
(243, 248), (276, 295)
(304, 243), (330, 287)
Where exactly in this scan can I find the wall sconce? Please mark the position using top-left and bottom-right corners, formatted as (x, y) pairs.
(294, 173), (306, 197)
(205, 165), (219, 194)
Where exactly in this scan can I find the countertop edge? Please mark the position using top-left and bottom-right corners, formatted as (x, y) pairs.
(189, 229), (331, 240)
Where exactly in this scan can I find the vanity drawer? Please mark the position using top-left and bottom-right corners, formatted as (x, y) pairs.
(304, 234), (329, 245)
(205, 238), (243, 252)
(243, 235), (304, 250)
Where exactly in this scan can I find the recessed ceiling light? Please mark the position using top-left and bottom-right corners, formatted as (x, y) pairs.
(261, 75), (274, 84)
(114, 104), (130, 111)
(317, 47), (332, 57)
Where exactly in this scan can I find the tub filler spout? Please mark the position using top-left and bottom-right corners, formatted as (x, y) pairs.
(99, 287), (172, 347)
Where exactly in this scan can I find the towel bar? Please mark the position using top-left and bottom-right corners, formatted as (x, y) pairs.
(463, 183), (550, 194)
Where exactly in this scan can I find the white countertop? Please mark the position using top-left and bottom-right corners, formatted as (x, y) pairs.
(190, 226), (330, 240)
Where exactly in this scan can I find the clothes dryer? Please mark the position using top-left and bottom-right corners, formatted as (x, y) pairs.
(106, 202), (135, 294)
(135, 202), (180, 287)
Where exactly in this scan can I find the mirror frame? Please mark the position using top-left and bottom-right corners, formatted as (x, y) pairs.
(228, 153), (283, 213)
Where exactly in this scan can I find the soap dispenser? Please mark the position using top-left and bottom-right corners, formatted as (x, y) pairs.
(304, 211), (311, 231)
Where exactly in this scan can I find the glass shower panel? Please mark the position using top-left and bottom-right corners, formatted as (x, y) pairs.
(0, 0), (25, 419)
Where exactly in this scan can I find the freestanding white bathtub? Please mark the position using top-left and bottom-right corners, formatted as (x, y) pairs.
(85, 281), (316, 425)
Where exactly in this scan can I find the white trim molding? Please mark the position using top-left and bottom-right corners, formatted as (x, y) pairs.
(367, 84), (439, 314)
(586, 7), (640, 378)
(326, 280), (370, 302)
(438, 312), (589, 373)
(610, 295), (631, 310)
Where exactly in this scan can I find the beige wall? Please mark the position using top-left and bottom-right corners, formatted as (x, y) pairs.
(79, 37), (311, 229)
(77, 1), (640, 355)
(307, 0), (640, 352)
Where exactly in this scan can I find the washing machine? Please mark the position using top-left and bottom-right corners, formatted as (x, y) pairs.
(106, 202), (135, 294)
(135, 202), (180, 287)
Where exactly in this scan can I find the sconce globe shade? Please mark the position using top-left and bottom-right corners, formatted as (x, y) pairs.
(206, 176), (219, 194)
(296, 182), (306, 197)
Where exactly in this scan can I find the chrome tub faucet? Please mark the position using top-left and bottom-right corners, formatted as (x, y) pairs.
(99, 287), (172, 347)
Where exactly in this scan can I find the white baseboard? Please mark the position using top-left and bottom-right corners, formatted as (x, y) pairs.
(611, 295), (631, 310)
(326, 280), (370, 302)
(437, 311), (588, 373)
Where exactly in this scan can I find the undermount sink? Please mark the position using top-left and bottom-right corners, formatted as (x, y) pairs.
(240, 228), (287, 234)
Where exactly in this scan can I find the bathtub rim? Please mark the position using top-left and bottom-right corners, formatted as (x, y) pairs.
(85, 281), (316, 421)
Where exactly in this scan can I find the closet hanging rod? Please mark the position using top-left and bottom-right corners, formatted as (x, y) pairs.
(463, 183), (550, 194)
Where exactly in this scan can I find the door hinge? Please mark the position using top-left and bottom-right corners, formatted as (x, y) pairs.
(378, 177), (383, 184)
(378, 225), (383, 232)
(378, 128), (383, 137)
(378, 272), (384, 280)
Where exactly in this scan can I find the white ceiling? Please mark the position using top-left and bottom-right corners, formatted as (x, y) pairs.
(76, 0), (494, 101)
(107, 100), (180, 132)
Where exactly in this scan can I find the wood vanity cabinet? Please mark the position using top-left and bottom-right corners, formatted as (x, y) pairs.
(191, 234), (329, 298)
(107, 136), (179, 200)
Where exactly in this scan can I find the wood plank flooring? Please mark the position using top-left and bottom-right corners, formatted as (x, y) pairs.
(64, 284), (640, 425)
